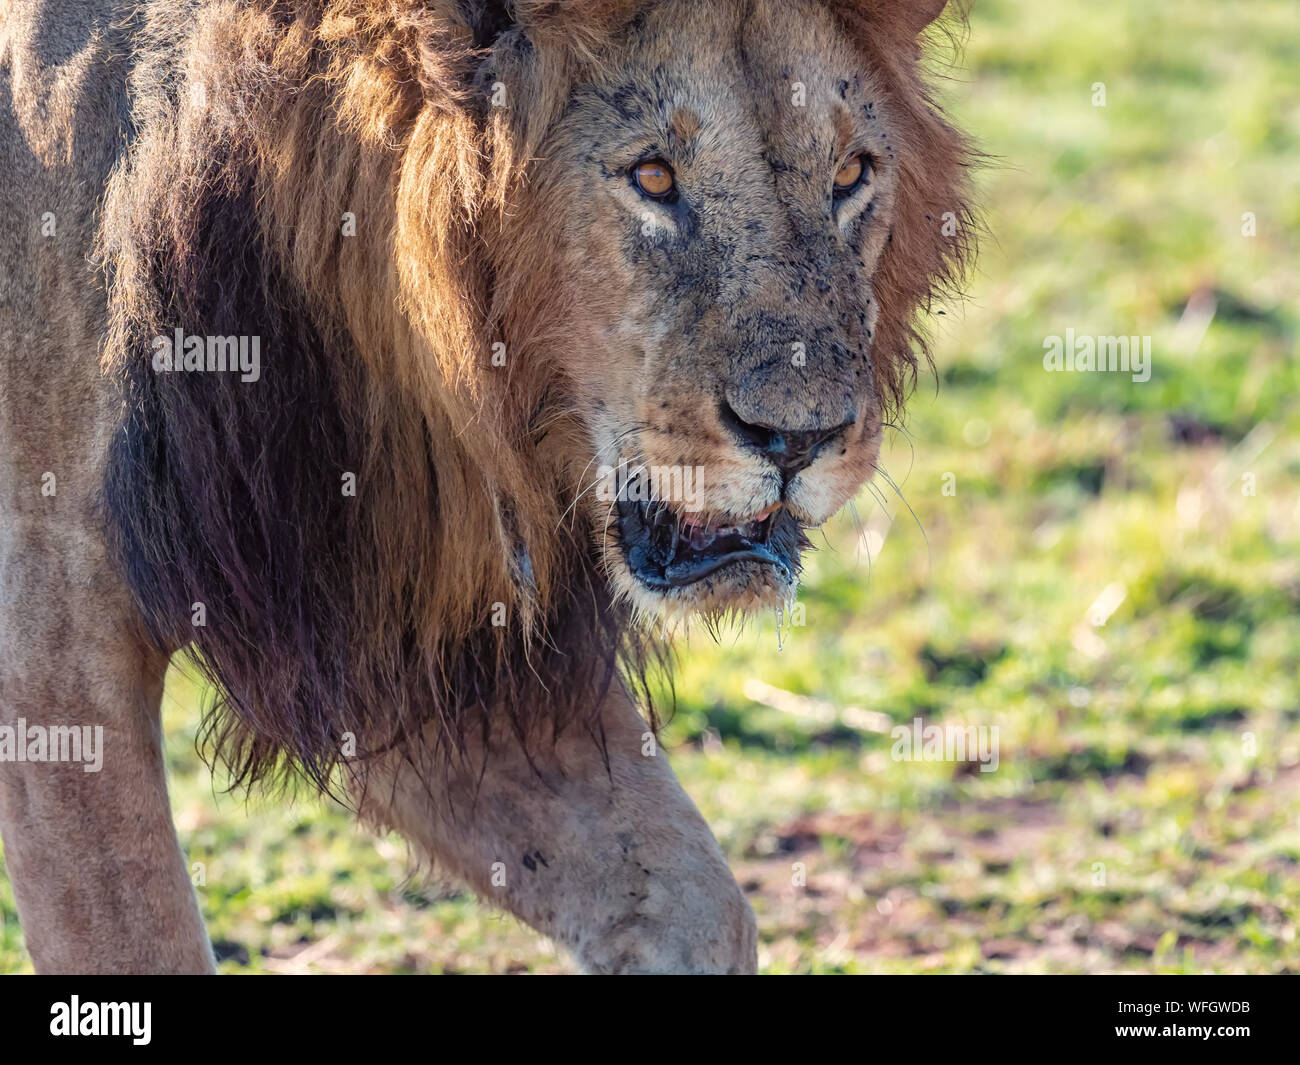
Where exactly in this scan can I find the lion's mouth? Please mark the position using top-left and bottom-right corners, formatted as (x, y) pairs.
(614, 497), (800, 590)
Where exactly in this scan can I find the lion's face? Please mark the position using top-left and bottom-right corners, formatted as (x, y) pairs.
(528, 0), (905, 618)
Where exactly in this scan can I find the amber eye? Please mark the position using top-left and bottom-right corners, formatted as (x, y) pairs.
(833, 153), (869, 198)
(632, 159), (677, 201)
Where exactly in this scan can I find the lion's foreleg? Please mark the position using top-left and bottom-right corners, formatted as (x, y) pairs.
(0, 525), (213, 974)
(355, 687), (757, 974)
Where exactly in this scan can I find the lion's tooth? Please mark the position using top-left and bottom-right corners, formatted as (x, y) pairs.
(689, 527), (714, 550)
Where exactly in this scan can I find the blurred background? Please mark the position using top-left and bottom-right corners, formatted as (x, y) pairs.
(3, 0), (1298, 973)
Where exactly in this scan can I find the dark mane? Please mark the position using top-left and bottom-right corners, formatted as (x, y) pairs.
(97, 0), (971, 792)
(99, 0), (658, 792)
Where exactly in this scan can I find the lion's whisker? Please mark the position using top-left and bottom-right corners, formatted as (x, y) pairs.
(555, 425), (648, 531)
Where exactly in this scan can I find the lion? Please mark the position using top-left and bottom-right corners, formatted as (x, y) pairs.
(0, 0), (973, 973)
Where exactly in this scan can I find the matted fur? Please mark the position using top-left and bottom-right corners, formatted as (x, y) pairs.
(98, 0), (974, 792)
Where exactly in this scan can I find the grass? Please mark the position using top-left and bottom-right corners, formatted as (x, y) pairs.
(3, 0), (1298, 973)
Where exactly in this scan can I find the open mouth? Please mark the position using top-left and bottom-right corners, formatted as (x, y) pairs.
(614, 496), (801, 590)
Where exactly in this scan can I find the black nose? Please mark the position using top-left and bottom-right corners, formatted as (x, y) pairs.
(718, 400), (854, 479)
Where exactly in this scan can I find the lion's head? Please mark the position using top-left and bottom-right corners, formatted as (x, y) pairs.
(488, 0), (973, 618)
(101, 0), (973, 784)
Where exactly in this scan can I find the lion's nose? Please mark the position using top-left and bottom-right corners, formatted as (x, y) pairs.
(718, 400), (854, 480)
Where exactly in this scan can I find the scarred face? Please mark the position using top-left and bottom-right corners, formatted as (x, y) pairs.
(519, 0), (955, 620)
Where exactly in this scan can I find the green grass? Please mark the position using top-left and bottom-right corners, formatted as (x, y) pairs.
(3, 0), (1298, 973)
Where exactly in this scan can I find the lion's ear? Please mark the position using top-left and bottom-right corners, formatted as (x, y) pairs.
(831, 0), (954, 39)
(899, 0), (952, 35)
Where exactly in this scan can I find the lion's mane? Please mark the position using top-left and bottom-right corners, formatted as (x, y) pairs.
(99, 0), (974, 790)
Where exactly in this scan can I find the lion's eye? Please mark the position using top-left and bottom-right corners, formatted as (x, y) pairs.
(632, 159), (677, 201)
(833, 154), (869, 198)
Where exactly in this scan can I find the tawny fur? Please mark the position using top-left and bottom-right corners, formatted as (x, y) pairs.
(0, 0), (974, 973)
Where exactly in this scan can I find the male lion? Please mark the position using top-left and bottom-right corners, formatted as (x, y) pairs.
(0, 0), (973, 973)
